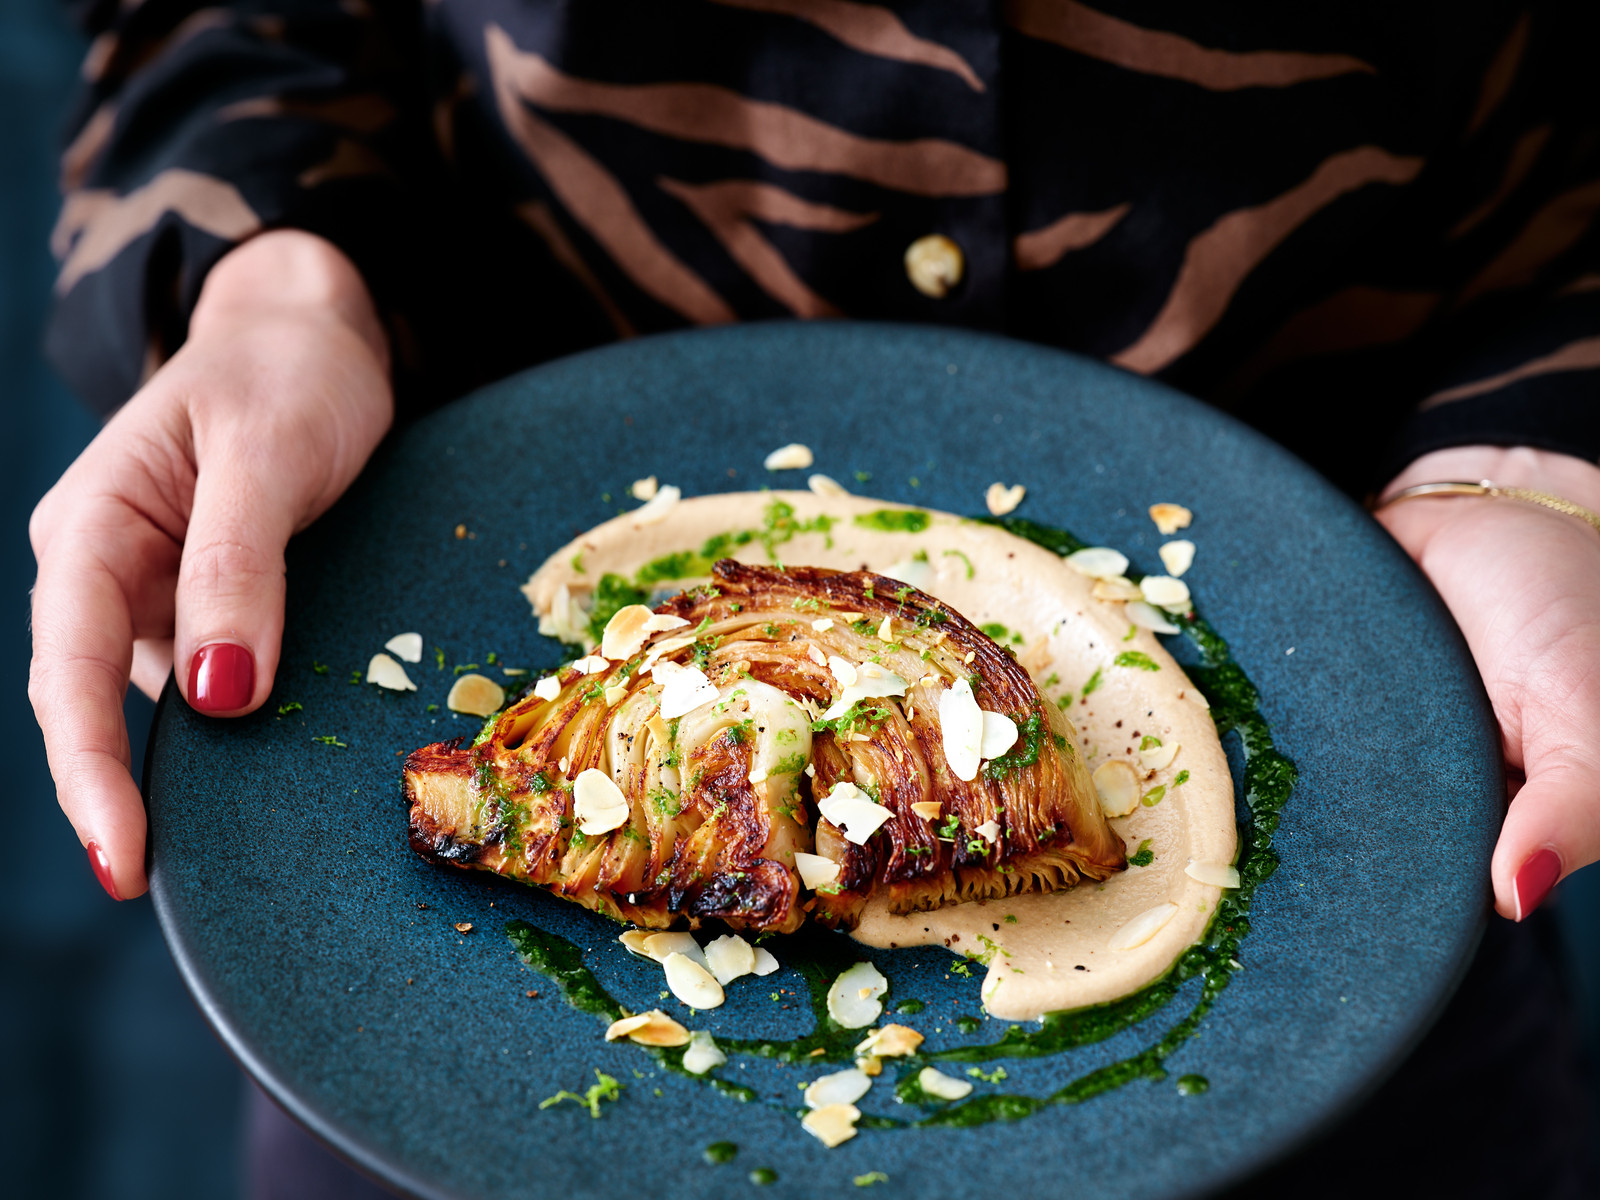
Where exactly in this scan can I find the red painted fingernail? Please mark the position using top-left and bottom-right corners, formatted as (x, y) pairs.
(189, 642), (254, 713)
(1513, 848), (1562, 921)
(87, 841), (120, 901)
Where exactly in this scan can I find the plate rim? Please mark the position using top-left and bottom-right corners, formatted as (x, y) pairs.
(144, 320), (1503, 1200)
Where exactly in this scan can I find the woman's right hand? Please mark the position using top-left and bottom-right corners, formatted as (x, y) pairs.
(28, 229), (393, 901)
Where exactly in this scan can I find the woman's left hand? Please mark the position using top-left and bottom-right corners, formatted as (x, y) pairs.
(1377, 444), (1600, 921)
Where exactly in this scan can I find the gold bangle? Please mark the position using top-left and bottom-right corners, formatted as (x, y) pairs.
(1375, 480), (1600, 534)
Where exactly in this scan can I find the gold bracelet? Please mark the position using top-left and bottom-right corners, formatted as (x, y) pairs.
(1375, 480), (1600, 533)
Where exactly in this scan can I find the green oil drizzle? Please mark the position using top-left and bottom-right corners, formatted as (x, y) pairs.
(629, 500), (837, 591)
(506, 514), (1295, 1140)
(853, 508), (931, 533)
(506, 921), (759, 1102)
(704, 1141), (738, 1164)
(750, 1167), (779, 1185)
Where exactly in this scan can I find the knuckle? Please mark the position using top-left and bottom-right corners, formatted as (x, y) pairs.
(181, 533), (284, 601)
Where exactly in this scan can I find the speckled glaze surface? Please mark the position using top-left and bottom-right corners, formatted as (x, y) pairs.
(147, 323), (1499, 1200)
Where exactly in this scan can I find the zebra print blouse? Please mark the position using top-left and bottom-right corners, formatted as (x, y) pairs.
(47, 0), (1600, 491)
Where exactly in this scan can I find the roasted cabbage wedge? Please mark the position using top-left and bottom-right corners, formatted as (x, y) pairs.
(405, 561), (1124, 934)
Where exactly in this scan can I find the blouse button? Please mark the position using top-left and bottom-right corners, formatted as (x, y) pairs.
(904, 235), (964, 298)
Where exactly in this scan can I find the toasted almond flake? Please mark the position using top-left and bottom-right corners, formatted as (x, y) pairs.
(801, 1103), (861, 1149)
(910, 801), (943, 820)
(704, 934), (758, 985)
(877, 615), (895, 642)
(1139, 739), (1180, 771)
(572, 655), (610, 675)
(764, 443), (814, 471)
(985, 482), (1026, 516)
(1127, 599), (1180, 634)
(857, 1056), (883, 1076)
(918, 1067), (974, 1101)
(856, 1024), (924, 1059)
(664, 952), (726, 1009)
(904, 704), (914, 722)
(805, 763), (817, 778)
(367, 652), (417, 692)
(641, 932), (708, 970)
(604, 684), (629, 707)
(828, 656), (859, 687)
(600, 604), (655, 660)
(1065, 547), (1130, 579)
(605, 1009), (690, 1046)
(573, 768), (629, 835)
(751, 946), (780, 976)
(533, 674), (561, 702)
(975, 819), (1001, 844)
(962, 651), (975, 665)
(1159, 539), (1196, 577)
(631, 484), (681, 526)
(1109, 902), (1179, 950)
(454, 922), (473, 934)
(919, 673), (940, 687)
(644, 613), (690, 634)
(630, 475), (658, 501)
(809, 473), (849, 497)
(837, 610), (865, 622)
(1185, 861), (1241, 889)
(1149, 503), (1193, 535)
(641, 634), (697, 674)
(905, 232), (963, 297)
(502, 667), (527, 676)
(384, 633), (423, 663)
(683, 1030), (727, 1074)
(939, 677), (984, 781)
(805, 1068), (872, 1109)
(826, 962), (888, 1028)
(795, 852), (840, 889)
(817, 782), (892, 845)
(821, 661), (910, 720)
(748, 765), (769, 784)
(446, 673), (504, 715)
(979, 711), (1018, 759)
(654, 660), (720, 719)
(618, 929), (653, 958)
(1091, 576), (1144, 602)
(1093, 759), (1141, 817)
(807, 644), (829, 667)
(1140, 575), (1191, 611)
(558, 755), (570, 774)
(805, 618), (833, 635)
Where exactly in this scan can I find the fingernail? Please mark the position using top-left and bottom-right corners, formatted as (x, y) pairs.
(87, 841), (120, 901)
(1513, 847), (1562, 921)
(189, 642), (255, 713)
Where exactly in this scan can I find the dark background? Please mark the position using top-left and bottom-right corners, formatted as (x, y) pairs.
(5, 2), (1600, 1196)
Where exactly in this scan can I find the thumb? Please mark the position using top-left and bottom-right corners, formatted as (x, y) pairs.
(173, 449), (294, 716)
(1493, 755), (1600, 921)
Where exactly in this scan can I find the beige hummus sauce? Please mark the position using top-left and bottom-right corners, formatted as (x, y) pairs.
(524, 492), (1236, 1021)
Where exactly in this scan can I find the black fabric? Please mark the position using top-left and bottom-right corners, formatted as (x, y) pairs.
(44, 0), (1600, 487)
(1220, 908), (1600, 1199)
(245, 1084), (400, 1200)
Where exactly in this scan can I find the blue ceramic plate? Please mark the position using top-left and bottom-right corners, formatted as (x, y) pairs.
(146, 323), (1499, 1199)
